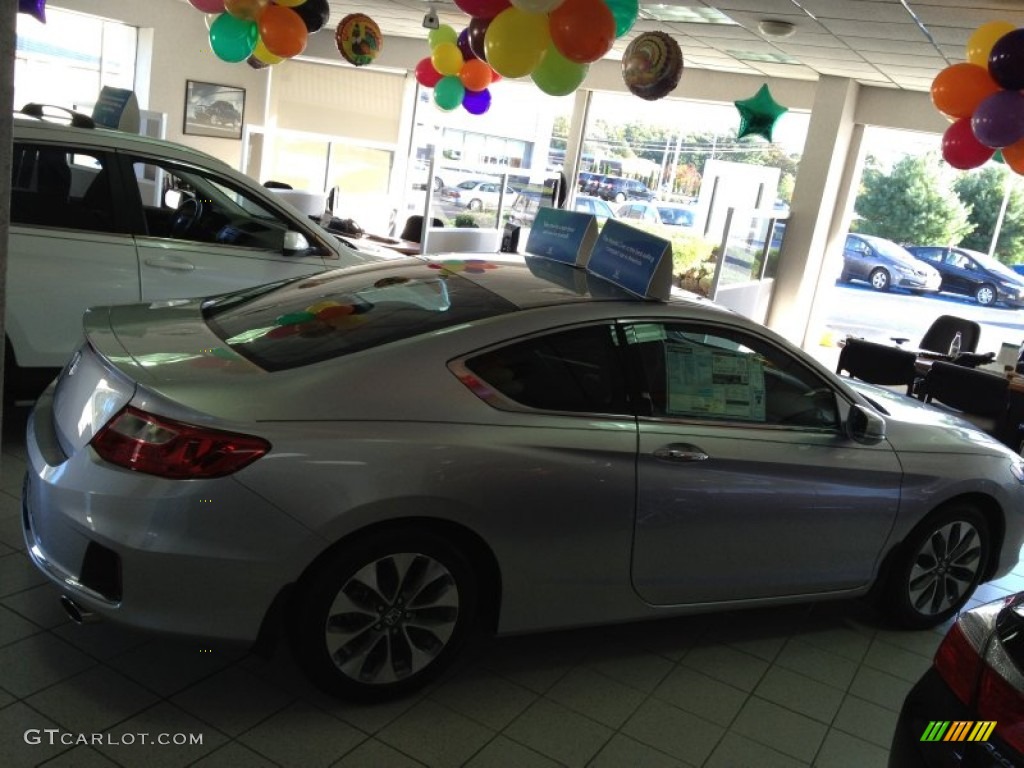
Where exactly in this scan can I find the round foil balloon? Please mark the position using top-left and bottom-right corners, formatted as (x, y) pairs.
(621, 31), (683, 101)
(336, 13), (382, 67)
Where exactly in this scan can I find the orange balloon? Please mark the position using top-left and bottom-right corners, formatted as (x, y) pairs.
(224, 0), (267, 21)
(931, 63), (1001, 120)
(1003, 139), (1024, 175)
(259, 5), (308, 58)
(459, 59), (493, 91)
(549, 0), (616, 64)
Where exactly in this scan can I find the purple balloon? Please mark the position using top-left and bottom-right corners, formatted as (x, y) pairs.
(972, 90), (1024, 149)
(18, 0), (45, 22)
(989, 29), (1024, 91)
(467, 16), (492, 62)
(463, 88), (492, 116)
(457, 28), (477, 62)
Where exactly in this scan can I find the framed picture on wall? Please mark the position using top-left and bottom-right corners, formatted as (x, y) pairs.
(183, 80), (245, 140)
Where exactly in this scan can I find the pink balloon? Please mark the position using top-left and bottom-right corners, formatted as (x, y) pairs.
(189, 0), (226, 12)
(454, 0), (511, 17)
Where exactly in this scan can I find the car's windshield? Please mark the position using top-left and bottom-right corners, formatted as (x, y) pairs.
(868, 236), (917, 263)
(964, 248), (1021, 281)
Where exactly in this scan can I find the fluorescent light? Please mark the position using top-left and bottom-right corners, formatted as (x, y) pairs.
(638, 5), (738, 24)
(727, 50), (801, 64)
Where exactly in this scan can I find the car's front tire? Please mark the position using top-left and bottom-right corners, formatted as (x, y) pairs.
(975, 283), (996, 306)
(468, 199), (482, 211)
(291, 528), (478, 701)
(614, 192), (626, 203)
(869, 268), (891, 291)
(879, 504), (990, 629)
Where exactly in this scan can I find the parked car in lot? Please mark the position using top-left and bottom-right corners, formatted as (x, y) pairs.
(24, 254), (1024, 701)
(841, 233), (942, 294)
(595, 175), (656, 202)
(7, 108), (379, 399)
(906, 245), (1024, 308)
(617, 201), (697, 230)
(889, 592), (1024, 767)
(438, 179), (517, 211)
(573, 195), (618, 221)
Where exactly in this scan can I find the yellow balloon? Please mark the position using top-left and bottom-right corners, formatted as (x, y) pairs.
(431, 42), (464, 77)
(966, 21), (1016, 67)
(253, 38), (284, 65)
(485, 8), (550, 79)
(273, 0), (307, 6)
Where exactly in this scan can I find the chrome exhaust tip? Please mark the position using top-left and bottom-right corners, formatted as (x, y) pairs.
(59, 595), (98, 624)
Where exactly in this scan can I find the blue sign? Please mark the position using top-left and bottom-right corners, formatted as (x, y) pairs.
(524, 208), (598, 266)
(588, 219), (673, 300)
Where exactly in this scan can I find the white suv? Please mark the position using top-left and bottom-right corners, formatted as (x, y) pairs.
(8, 110), (378, 396)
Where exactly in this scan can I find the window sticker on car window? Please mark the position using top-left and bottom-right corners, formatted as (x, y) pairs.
(664, 340), (766, 421)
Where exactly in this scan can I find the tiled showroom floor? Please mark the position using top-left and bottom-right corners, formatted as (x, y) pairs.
(1, 422), (1022, 768)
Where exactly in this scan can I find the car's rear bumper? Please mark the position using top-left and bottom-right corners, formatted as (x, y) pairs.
(890, 667), (1022, 768)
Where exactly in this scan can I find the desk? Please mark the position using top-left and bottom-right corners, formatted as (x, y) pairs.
(359, 233), (421, 255)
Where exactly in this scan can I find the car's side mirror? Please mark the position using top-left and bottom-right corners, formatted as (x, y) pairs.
(847, 403), (886, 444)
(283, 231), (310, 253)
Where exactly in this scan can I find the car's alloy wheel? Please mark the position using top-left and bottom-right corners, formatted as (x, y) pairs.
(468, 199), (482, 211)
(976, 284), (996, 306)
(615, 192), (626, 203)
(880, 505), (990, 628)
(869, 268), (890, 291)
(292, 529), (478, 700)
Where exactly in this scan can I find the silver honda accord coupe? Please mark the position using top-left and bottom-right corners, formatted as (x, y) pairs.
(22, 254), (1024, 700)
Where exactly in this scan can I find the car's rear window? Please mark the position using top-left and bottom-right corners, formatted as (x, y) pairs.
(203, 262), (516, 371)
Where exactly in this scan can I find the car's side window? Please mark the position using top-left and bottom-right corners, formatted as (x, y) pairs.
(11, 143), (124, 234)
(627, 322), (840, 430)
(131, 158), (305, 251)
(464, 324), (632, 415)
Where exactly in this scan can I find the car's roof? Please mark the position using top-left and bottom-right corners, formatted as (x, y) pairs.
(13, 112), (233, 172)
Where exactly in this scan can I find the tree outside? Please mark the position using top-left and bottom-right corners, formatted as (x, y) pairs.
(954, 167), (1024, 263)
(855, 153), (972, 246)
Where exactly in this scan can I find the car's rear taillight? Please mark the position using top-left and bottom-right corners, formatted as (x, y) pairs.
(934, 596), (1024, 752)
(91, 406), (270, 479)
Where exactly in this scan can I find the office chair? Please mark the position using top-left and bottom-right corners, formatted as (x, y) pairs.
(400, 215), (444, 243)
(918, 315), (981, 355)
(836, 338), (918, 395)
(917, 360), (1008, 434)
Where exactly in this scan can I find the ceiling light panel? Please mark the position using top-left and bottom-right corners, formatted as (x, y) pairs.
(638, 5), (738, 24)
(727, 50), (802, 64)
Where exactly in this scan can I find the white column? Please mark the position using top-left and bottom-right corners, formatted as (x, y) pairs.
(766, 76), (860, 345)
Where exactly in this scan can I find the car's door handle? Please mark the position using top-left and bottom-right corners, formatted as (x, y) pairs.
(653, 444), (709, 462)
(144, 258), (195, 272)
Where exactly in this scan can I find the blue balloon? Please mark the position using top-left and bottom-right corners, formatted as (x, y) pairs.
(462, 88), (492, 116)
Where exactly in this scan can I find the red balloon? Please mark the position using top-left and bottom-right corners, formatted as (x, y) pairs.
(942, 117), (995, 170)
(415, 56), (443, 88)
(454, 0), (511, 17)
(550, 0), (616, 64)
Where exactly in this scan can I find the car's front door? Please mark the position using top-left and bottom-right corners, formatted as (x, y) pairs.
(843, 235), (873, 280)
(626, 321), (902, 606)
(944, 250), (980, 296)
(125, 156), (329, 301)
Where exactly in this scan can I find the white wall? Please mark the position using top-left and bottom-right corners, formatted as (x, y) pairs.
(53, 0), (270, 169)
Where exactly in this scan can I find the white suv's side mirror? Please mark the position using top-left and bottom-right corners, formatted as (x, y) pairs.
(283, 231), (310, 253)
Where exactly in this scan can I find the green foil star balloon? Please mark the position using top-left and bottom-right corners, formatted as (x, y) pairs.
(734, 84), (788, 141)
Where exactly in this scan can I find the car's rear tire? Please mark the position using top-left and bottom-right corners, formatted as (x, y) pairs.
(869, 268), (891, 292)
(291, 528), (478, 701)
(878, 504), (990, 629)
(975, 283), (996, 306)
(614, 192), (626, 203)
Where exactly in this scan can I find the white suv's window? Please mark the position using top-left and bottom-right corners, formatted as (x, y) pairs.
(132, 159), (309, 251)
(11, 143), (122, 234)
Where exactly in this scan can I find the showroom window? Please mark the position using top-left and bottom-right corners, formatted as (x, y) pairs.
(464, 324), (631, 415)
(15, 7), (137, 114)
(626, 322), (838, 429)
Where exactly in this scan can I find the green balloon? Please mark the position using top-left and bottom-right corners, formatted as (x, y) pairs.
(276, 311), (316, 326)
(434, 76), (465, 111)
(531, 43), (588, 97)
(606, 0), (639, 37)
(209, 13), (257, 63)
(428, 24), (458, 50)
(994, 150), (1007, 165)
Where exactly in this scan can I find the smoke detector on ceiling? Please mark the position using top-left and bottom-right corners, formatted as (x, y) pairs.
(758, 19), (796, 39)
